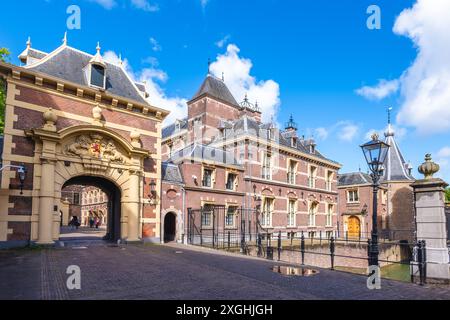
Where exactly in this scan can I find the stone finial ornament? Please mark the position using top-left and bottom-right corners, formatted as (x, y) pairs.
(130, 130), (141, 148)
(418, 154), (440, 180)
(42, 108), (57, 132)
(92, 104), (103, 124)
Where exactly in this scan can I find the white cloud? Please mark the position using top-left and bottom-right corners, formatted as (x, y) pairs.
(359, 1), (450, 134)
(89, 0), (117, 9)
(149, 37), (162, 52)
(356, 79), (399, 100)
(338, 123), (359, 142)
(103, 51), (187, 124)
(394, 0), (450, 134)
(209, 44), (280, 122)
(314, 127), (329, 140)
(437, 146), (450, 159)
(200, 0), (209, 9)
(215, 35), (230, 48)
(130, 0), (159, 12)
(312, 121), (359, 142)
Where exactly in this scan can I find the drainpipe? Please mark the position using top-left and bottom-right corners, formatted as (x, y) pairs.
(182, 186), (186, 244)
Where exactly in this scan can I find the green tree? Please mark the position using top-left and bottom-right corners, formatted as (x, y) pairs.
(445, 187), (450, 203)
(0, 48), (10, 134)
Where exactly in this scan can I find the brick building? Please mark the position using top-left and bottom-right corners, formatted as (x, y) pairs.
(0, 38), (168, 247)
(337, 123), (415, 241)
(161, 74), (342, 243)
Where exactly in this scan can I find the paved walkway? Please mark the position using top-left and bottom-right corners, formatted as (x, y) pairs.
(0, 241), (449, 300)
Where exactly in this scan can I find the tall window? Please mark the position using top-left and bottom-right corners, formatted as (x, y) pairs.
(326, 204), (333, 227)
(262, 198), (273, 227)
(287, 160), (296, 184)
(90, 64), (105, 88)
(309, 202), (317, 227)
(262, 153), (272, 180)
(308, 165), (317, 188)
(226, 173), (237, 191)
(326, 171), (333, 191)
(73, 193), (80, 205)
(347, 189), (359, 203)
(226, 206), (237, 227)
(202, 168), (214, 188)
(202, 204), (214, 227)
(288, 200), (296, 227)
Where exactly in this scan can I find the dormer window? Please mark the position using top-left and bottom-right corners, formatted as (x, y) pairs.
(291, 137), (298, 148)
(88, 42), (106, 90)
(90, 64), (106, 89)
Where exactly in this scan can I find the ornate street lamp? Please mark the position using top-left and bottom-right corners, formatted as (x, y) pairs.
(147, 179), (158, 206)
(360, 133), (389, 266)
(0, 164), (27, 195)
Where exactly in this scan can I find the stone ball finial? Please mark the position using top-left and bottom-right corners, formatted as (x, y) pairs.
(418, 153), (440, 180)
(42, 108), (57, 132)
(92, 104), (103, 124)
(130, 130), (141, 148)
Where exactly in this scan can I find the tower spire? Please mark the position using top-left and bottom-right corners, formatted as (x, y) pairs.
(62, 32), (67, 45)
(385, 106), (394, 137)
(26, 37), (31, 48)
(207, 58), (211, 75)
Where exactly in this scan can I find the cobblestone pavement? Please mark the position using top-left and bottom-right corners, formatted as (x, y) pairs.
(0, 241), (449, 300)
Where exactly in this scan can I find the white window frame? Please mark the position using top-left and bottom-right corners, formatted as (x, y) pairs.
(287, 200), (296, 227)
(262, 198), (274, 227)
(309, 201), (317, 227)
(347, 189), (359, 203)
(326, 204), (333, 227)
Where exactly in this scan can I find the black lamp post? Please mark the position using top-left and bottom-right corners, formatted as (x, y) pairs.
(17, 165), (27, 195)
(360, 133), (389, 266)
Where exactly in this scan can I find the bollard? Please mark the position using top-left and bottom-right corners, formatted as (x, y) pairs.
(300, 232), (305, 266)
(330, 236), (335, 270)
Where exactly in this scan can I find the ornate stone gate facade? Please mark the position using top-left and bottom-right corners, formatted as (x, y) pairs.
(0, 40), (169, 246)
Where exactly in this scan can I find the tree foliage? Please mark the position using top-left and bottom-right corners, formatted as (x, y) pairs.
(0, 48), (10, 134)
(445, 187), (450, 203)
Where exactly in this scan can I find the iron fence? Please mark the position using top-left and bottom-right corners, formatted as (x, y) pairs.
(187, 206), (430, 284)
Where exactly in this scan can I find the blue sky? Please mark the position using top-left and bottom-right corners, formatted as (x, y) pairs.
(1, 0), (450, 182)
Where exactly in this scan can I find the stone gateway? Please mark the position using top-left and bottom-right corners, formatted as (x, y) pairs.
(0, 39), (169, 246)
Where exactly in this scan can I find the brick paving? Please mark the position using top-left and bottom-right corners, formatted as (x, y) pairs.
(0, 241), (449, 300)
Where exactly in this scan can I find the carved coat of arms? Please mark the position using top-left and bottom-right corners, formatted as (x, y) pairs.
(65, 134), (125, 163)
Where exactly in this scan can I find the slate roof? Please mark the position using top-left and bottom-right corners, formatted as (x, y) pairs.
(191, 75), (239, 106)
(162, 119), (188, 139)
(338, 172), (372, 187)
(382, 126), (414, 182)
(24, 45), (148, 105)
(222, 115), (339, 165)
(169, 143), (242, 167)
(162, 162), (184, 184)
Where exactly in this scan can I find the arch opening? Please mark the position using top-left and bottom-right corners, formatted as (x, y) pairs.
(60, 176), (122, 242)
(163, 212), (177, 243)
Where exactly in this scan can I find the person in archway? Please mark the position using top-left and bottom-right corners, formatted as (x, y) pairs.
(69, 216), (80, 230)
(89, 215), (95, 228)
(94, 216), (99, 229)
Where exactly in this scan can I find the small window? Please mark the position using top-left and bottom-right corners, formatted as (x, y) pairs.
(226, 206), (237, 227)
(288, 200), (296, 227)
(202, 168), (214, 187)
(347, 190), (359, 203)
(90, 64), (105, 88)
(226, 173), (237, 190)
(73, 193), (80, 205)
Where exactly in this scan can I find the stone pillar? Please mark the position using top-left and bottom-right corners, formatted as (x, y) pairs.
(411, 154), (449, 283)
(60, 199), (70, 226)
(37, 158), (56, 245)
(124, 169), (141, 242)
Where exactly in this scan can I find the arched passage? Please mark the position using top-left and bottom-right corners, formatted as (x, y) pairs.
(62, 176), (122, 242)
(163, 212), (177, 243)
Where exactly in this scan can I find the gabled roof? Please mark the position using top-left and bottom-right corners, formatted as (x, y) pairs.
(190, 74), (238, 106)
(162, 162), (184, 184)
(338, 172), (372, 187)
(382, 126), (414, 182)
(24, 45), (148, 105)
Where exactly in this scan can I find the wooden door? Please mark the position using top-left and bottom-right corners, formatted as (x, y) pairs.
(348, 216), (360, 238)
